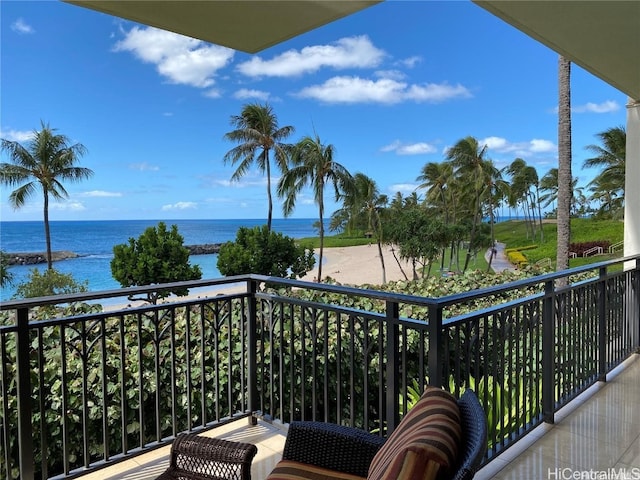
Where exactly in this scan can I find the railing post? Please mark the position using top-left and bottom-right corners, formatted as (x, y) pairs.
(385, 301), (400, 434)
(634, 259), (640, 352)
(542, 280), (555, 424)
(16, 307), (34, 479)
(247, 279), (258, 425)
(598, 267), (608, 381)
(428, 303), (443, 389)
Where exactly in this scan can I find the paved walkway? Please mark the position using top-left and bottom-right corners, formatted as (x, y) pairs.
(485, 241), (516, 273)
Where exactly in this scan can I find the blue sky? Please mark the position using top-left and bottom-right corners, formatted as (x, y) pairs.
(1, 1), (627, 222)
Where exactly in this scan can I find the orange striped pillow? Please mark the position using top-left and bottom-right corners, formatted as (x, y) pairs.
(367, 387), (461, 480)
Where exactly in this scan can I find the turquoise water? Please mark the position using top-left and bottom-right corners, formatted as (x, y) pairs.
(0, 219), (322, 301)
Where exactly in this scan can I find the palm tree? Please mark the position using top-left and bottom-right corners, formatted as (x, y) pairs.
(278, 135), (354, 282)
(1, 122), (92, 269)
(584, 126), (626, 218)
(557, 55), (572, 274)
(223, 103), (294, 231)
(539, 168), (559, 210)
(446, 136), (490, 272)
(344, 173), (388, 284)
(416, 161), (454, 223)
(505, 158), (543, 241)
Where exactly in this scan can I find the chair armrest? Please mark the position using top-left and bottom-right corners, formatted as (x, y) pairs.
(452, 389), (488, 480)
(282, 421), (386, 478)
(158, 433), (257, 480)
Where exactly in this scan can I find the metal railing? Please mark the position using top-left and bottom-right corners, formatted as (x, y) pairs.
(1, 257), (639, 479)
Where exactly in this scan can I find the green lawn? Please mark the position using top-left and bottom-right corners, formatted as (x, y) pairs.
(493, 218), (624, 267)
(302, 218), (624, 273)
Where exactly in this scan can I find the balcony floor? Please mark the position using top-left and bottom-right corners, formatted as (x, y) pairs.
(83, 353), (640, 480)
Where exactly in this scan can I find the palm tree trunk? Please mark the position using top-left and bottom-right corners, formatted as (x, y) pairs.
(463, 190), (481, 272)
(43, 189), (53, 270)
(535, 187), (545, 242)
(317, 197), (324, 282)
(557, 55), (572, 279)
(390, 245), (409, 280)
(266, 156), (273, 232)
(376, 239), (386, 284)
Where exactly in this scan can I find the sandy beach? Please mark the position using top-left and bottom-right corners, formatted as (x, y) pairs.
(301, 244), (412, 286)
(102, 244), (411, 311)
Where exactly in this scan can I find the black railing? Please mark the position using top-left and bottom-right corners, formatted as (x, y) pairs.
(1, 257), (639, 479)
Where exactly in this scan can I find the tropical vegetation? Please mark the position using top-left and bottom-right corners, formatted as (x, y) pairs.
(223, 103), (294, 232)
(0, 121), (93, 270)
(217, 225), (315, 279)
(278, 134), (355, 282)
(110, 222), (202, 304)
(0, 251), (12, 288)
(13, 268), (88, 299)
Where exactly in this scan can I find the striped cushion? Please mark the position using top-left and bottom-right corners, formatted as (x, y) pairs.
(367, 387), (461, 480)
(266, 459), (366, 480)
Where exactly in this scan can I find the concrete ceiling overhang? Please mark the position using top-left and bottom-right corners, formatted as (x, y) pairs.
(475, 1), (640, 100)
(66, 0), (638, 100)
(64, 0), (380, 54)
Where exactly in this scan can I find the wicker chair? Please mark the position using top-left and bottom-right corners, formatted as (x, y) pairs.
(155, 433), (258, 480)
(269, 389), (487, 480)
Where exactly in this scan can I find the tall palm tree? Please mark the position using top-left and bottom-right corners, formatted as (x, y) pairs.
(505, 158), (543, 241)
(1, 122), (92, 269)
(557, 55), (572, 274)
(584, 126), (626, 218)
(278, 135), (354, 282)
(446, 136), (490, 272)
(416, 161), (454, 223)
(344, 173), (388, 284)
(539, 167), (559, 210)
(223, 103), (294, 231)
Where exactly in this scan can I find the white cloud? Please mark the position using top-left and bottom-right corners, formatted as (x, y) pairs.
(551, 100), (621, 114)
(381, 140), (436, 155)
(203, 89), (222, 99)
(237, 35), (385, 77)
(296, 76), (471, 104)
(573, 100), (620, 113)
(374, 69), (406, 81)
(11, 18), (34, 34)
(482, 136), (508, 150)
(0, 128), (33, 142)
(215, 177), (268, 188)
(113, 26), (234, 88)
(161, 201), (197, 211)
(78, 190), (123, 198)
(397, 56), (421, 68)
(233, 88), (271, 101)
(50, 201), (86, 211)
(129, 162), (159, 171)
(389, 183), (418, 194)
(478, 136), (557, 157)
(529, 139), (555, 153)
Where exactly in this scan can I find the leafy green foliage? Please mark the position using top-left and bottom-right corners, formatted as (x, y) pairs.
(217, 225), (315, 279)
(110, 222), (202, 304)
(13, 267), (88, 298)
(0, 300), (245, 477)
(0, 250), (13, 288)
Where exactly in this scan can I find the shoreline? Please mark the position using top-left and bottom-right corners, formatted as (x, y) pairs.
(102, 244), (411, 311)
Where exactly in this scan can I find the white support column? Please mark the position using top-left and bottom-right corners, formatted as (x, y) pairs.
(624, 97), (640, 264)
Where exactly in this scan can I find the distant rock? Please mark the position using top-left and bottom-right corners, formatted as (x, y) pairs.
(6, 251), (79, 265)
(185, 244), (223, 255)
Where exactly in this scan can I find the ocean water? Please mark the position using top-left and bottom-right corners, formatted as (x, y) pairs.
(0, 219), (322, 301)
